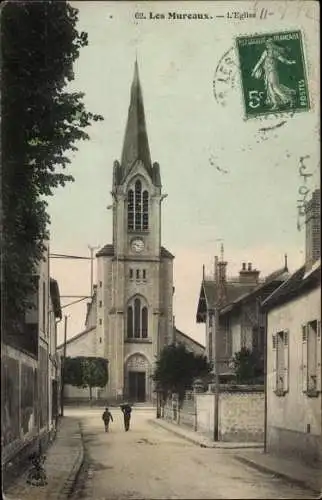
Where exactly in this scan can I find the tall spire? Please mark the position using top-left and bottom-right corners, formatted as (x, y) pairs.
(121, 61), (152, 176)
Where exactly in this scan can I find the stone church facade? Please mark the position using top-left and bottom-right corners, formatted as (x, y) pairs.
(61, 63), (205, 404)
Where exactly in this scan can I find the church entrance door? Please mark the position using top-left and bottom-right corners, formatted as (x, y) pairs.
(128, 371), (146, 402)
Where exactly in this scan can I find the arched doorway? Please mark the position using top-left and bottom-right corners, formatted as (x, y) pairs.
(124, 354), (150, 402)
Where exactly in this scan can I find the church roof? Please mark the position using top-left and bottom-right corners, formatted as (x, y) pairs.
(174, 327), (205, 350)
(120, 61), (152, 180)
(57, 326), (96, 350)
(96, 244), (174, 259)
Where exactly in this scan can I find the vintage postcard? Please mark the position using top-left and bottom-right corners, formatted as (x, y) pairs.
(2, 1), (321, 499)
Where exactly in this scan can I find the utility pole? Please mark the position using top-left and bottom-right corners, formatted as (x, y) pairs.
(213, 243), (225, 441)
(88, 245), (99, 297)
(60, 315), (68, 417)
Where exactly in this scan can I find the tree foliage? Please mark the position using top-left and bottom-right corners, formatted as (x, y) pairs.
(1, 1), (103, 334)
(64, 356), (109, 400)
(152, 343), (212, 403)
(231, 347), (264, 384)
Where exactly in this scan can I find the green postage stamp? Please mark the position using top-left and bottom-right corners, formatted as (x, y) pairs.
(236, 31), (310, 119)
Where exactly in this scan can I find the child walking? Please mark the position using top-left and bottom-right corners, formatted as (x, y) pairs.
(102, 407), (113, 432)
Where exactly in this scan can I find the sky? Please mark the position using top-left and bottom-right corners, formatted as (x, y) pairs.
(49, 1), (320, 347)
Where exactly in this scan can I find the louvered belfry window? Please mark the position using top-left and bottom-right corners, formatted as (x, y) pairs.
(128, 180), (149, 231)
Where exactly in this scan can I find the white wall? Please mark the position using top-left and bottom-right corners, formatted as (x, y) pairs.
(267, 285), (321, 462)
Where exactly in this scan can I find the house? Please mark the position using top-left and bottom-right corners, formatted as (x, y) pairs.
(219, 262), (290, 379)
(196, 252), (289, 379)
(2, 242), (62, 474)
(262, 189), (321, 466)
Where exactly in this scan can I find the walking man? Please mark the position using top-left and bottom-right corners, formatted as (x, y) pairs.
(120, 402), (132, 431)
(102, 407), (113, 432)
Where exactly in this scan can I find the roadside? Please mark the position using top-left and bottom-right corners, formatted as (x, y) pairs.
(150, 418), (321, 497)
(235, 450), (322, 496)
(3, 416), (84, 500)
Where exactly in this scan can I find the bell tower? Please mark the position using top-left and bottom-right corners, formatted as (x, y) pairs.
(96, 62), (174, 403)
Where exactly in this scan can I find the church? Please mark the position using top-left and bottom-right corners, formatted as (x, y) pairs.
(58, 62), (204, 404)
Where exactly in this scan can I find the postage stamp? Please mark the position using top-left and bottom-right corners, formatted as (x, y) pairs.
(235, 30), (310, 119)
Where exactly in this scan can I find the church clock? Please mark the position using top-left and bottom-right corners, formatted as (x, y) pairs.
(131, 238), (145, 253)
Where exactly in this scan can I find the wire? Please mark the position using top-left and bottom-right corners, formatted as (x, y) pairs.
(60, 297), (91, 309)
(50, 254), (91, 260)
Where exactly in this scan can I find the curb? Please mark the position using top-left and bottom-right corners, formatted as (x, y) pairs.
(234, 455), (321, 496)
(149, 419), (264, 450)
(149, 418), (214, 447)
(57, 422), (84, 499)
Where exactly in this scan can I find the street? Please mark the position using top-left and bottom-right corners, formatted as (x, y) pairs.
(68, 407), (316, 500)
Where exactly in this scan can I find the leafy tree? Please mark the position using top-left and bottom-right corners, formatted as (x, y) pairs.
(1, 1), (103, 336)
(231, 347), (264, 384)
(64, 356), (109, 401)
(152, 343), (212, 405)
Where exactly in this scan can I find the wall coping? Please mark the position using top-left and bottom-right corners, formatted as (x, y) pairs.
(207, 384), (264, 393)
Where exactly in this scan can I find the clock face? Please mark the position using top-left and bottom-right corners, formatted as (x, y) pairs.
(131, 238), (145, 253)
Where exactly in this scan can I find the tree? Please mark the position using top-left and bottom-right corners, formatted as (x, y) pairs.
(1, 1), (103, 336)
(64, 356), (109, 401)
(152, 343), (212, 405)
(231, 347), (264, 384)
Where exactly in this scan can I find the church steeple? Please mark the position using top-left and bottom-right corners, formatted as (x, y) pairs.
(121, 61), (152, 177)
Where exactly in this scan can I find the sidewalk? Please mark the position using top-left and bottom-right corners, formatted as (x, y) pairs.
(235, 449), (322, 495)
(149, 418), (263, 449)
(3, 417), (84, 500)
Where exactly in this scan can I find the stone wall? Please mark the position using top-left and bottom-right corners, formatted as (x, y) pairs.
(163, 386), (264, 443)
(196, 393), (214, 439)
(218, 390), (264, 442)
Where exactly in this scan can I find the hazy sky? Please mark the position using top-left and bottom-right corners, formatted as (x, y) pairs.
(49, 1), (320, 347)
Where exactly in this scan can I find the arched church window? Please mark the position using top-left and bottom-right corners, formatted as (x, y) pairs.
(128, 190), (134, 230)
(135, 180), (142, 230)
(134, 298), (141, 338)
(127, 306), (133, 338)
(127, 180), (149, 231)
(143, 191), (149, 230)
(127, 297), (149, 339)
(142, 307), (148, 338)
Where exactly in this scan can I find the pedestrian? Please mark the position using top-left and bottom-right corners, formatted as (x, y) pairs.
(120, 402), (132, 431)
(102, 407), (113, 432)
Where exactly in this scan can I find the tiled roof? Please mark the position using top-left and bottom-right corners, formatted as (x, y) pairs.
(96, 244), (174, 259)
(196, 280), (256, 322)
(262, 262), (321, 311)
(219, 267), (290, 315)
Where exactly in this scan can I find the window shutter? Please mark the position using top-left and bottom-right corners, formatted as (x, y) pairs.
(317, 321), (321, 392)
(302, 324), (308, 392)
(283, 330), (289, 392)
(272, 334), (277, 391)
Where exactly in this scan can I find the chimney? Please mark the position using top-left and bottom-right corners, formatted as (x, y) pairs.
(218, 260), (227, 283)
(239, 262), (260, 283)
(305, 189), (321, 270)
